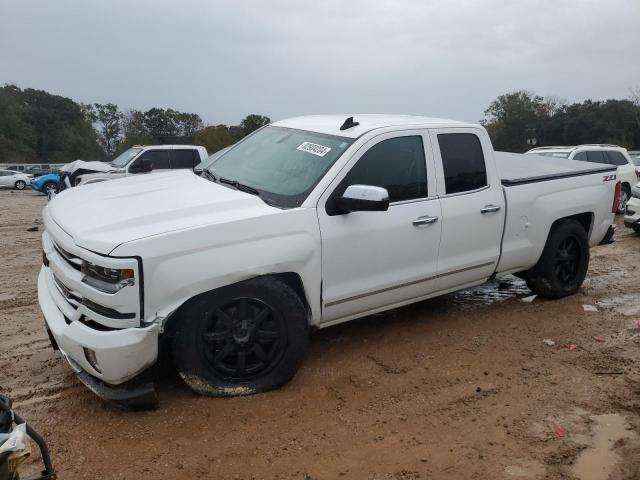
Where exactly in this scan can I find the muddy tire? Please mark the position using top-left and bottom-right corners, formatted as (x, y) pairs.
(618, 185), (630, 214)
(633, 225), (640, 234)
(173, 276), (309, 397)
(14, 180), (26, 190)
(525, 219), (589, 299)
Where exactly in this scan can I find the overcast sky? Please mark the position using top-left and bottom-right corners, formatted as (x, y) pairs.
(1, 0), (639, 126)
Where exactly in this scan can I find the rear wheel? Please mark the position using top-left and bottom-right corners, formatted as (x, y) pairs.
(14, 180), (26, 190)
(173, 276), (309, 397)
(525, 219), (589, 299)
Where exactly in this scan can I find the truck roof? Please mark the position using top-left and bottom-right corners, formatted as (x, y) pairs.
(272, 114), (475, 138)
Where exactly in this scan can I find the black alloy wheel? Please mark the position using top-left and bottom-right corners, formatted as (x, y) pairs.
(553, 236), (581, 283)
(201, 297), (286, 380)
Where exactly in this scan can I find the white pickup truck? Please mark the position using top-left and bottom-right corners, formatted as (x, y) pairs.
(71, 145), (209, 187)
(38, 115), (619, 406)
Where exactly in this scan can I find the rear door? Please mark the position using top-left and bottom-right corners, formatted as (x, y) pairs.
(430, 130), (505, 292)
(0, 171), (11, 186)
(318, 131), (442, 323)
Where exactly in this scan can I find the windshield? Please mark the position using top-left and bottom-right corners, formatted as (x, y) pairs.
(532, 151), (570, 159)
(110, 147), (143, 167)
(195, 146), (231, 171)
(208, 126), (354, 208)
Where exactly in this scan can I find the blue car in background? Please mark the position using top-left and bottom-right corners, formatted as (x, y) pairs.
(31, 174), (60, 195)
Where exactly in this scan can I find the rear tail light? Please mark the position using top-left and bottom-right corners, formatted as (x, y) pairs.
(635, 169), (640, 180)
(612, 181), (621, 213)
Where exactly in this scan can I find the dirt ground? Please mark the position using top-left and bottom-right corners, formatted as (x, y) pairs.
(1, 188), (640, 480)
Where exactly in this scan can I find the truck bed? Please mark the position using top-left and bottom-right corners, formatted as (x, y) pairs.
(495, 151), (616, 186)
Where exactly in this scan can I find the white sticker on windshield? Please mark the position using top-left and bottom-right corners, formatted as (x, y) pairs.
(297, 142), (332, 157)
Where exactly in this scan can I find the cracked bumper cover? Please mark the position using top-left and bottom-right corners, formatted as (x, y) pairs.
(38, 267), (160, 406)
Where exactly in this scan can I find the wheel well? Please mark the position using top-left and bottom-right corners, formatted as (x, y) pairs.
(551, 212), (593, 236)
(621, 182), (631, 192)
(162, 272), (311, 339)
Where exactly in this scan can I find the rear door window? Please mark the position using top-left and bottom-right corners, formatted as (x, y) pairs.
(438, 133), (487, 194)
(605, 151), (629, 166)
(574, 151), (587, 161)
(170, 150), (197, 169)
(585, 151), (607, 164)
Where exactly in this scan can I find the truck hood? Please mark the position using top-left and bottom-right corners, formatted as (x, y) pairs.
(47, 170), (278, 254)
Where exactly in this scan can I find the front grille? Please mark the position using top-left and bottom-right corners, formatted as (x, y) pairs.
(53, 242), (82, 271)
(53, 274), (135, 322)
(82, 299), (136, 320)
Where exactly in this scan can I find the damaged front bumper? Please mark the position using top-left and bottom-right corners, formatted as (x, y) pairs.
(38, 267), (160, 408)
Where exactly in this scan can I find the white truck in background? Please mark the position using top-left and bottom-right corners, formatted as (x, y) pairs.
(37, 115), (619, 407)
(70, 145), (209, 187)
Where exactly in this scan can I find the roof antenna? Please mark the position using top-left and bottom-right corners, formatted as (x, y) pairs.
(340, 116), (360, 131)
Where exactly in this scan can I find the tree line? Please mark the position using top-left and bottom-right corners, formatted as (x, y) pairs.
(482, 89), (640, 152)
(1, 83), (639, 164)
(0, 84), (270, 163)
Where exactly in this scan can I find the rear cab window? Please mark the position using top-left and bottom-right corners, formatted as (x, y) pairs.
(170, 150), (197, 170)
(605, 151), (629, 166)
(437, 133), (487, 194)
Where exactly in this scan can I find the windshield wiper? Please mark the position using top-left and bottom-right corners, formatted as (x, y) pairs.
(218, 177), (260, 196)
(202, 168), (217, 182)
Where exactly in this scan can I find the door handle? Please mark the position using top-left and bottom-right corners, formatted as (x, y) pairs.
(480, 205), (501, 214)
(413, 215), (439, 226)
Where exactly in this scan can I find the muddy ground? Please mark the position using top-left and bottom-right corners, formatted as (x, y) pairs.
(1, 188), (639, 480)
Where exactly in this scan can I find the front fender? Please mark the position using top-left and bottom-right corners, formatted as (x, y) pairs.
(111, 208), (322, 326)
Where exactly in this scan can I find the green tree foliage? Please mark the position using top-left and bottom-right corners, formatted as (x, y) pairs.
(483, 90), (640, 152)
(193, 125), (235, 154)
(84, 103), (124, 158)
(0, 84), (102, 163)
(240, 114), (271, 135)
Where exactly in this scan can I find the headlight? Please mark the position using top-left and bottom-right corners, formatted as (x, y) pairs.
(81, 261), (135, 293)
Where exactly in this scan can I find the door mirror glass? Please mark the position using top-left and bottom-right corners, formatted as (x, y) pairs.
(129, 158), (153, 174)
(336, 185), (389, 213)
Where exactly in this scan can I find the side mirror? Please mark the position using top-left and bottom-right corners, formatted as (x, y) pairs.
(130, 159), (153, 174)
(335, 185), (390, 213)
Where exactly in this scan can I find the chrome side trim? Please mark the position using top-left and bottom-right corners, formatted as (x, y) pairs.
(324, 261), (495, 308)
(438, 185), (489, 199)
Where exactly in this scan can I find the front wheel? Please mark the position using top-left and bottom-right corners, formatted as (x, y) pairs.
(525, 219), (589, 299)
(14, 180), (26, 190)
(173, 277), (309, 397)
(42, 181), (57, 196)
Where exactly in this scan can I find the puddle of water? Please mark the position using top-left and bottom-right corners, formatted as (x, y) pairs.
(582, 272), (627, 295)
(572, 413), (634, 480)
(447, 275), (531, 309)
(504, 461), (546, 478)
(596, 294), (640, 316)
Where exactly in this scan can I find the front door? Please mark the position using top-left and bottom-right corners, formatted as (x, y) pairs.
(318, 131), (442, 324)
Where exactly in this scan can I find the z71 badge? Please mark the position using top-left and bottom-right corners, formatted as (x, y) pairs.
(602, 174), (617, 182)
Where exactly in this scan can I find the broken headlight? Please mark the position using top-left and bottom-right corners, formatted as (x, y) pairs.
(81, 261), (135, 293)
